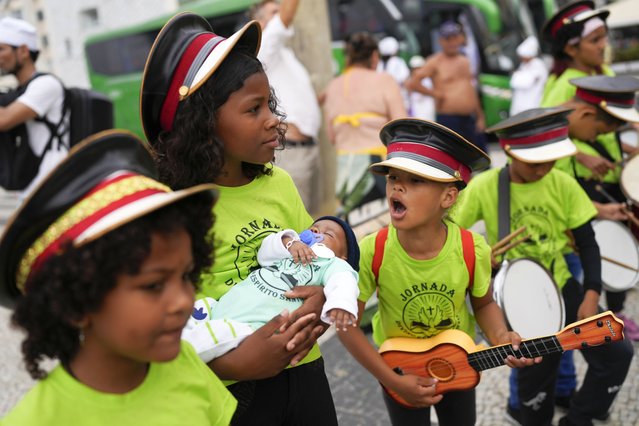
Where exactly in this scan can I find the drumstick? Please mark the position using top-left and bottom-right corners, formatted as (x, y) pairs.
(491, 226), (527, 251)
(594, 185), (639, 228)
(492, 235), (531, 257)
(601, 255), (639, 272)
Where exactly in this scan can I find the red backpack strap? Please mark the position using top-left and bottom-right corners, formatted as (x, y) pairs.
(460, 227), (476, 292)
(372, 227), (389, 285)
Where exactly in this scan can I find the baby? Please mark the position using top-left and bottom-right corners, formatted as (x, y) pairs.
(183, 216), (360, 362)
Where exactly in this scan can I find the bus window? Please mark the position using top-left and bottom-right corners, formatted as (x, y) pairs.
(607, 0), (639, 77)
(85, 30), (158, 76)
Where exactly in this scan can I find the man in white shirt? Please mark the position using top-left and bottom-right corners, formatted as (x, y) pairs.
(0, 17), (68, 198)
(251, 0), (322, 214)
(509, 36), (548, 116)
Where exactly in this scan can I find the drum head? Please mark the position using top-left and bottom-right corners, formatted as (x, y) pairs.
(592, 220), (639, 292)
(495, 259), (565, 338)
(621, 154), (639, 204)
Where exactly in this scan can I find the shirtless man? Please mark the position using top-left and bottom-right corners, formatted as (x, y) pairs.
(405, 20), (486, 151)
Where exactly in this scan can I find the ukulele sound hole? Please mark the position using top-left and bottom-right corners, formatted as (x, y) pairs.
(426, 358), (455, 382)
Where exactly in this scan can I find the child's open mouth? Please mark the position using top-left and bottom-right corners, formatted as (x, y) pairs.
(390, 198), (407, 219)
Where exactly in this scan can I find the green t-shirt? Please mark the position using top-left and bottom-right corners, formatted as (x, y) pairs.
(358, 222), (492, 347)
(196, 167), (320, 365)
(541, 66), (614, 108)
(555, 134), (622, 184)
(452, 167), (597, 288)
(1, 342), (236, 426)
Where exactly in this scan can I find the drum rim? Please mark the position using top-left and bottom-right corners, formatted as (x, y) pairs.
(493, 257), (566, 337)
(620, 153), (639, 204)
(592, 219), (639, 292)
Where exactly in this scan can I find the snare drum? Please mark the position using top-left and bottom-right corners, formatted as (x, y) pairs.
(493, 258), (565, 338)
(592, 220), (639, 292)
(621, 153), (639, 204)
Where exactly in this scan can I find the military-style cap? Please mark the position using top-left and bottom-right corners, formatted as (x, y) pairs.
(0, 130), (218, 308)
(486, 107), (577, 163)
(370, 119), (490, 187)
(542, 0), (609, 41)
(571, 75), (639, 123)
(140, 12), (261, 143)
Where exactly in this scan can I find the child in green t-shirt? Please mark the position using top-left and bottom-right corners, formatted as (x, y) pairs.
(0, 131), (236, 425)
(337, 118), (539, 425)
(453, 107), (634, 426)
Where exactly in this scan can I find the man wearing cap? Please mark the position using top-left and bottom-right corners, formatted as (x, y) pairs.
(250, 0), (322, 215)
(510, 36), (548, 116)
(405, 20), (487, 152)
(453, 107), (634, 426)
(0, 16), (67, 196)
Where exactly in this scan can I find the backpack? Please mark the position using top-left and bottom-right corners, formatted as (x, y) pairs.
(0, 73), (114, 190)
(371, 226), (476, 291)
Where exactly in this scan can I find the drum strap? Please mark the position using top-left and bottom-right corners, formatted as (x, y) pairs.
(371, 226), (475, 291)
(498, 166), (511, 241)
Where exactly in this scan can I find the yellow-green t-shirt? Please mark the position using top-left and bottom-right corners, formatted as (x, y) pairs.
(0, 342), (236, 426)
(358, 222), (492, 347)
(452, 167), (597, 288)
(541, 65), (614, 108)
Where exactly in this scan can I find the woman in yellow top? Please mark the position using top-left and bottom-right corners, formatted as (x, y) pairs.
(322, 32), (407, 215)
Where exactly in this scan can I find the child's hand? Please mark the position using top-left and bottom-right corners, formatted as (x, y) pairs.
(390, 374), (443, 408)
(500, 331), (543, 368)
(287, 240), (316, 266)
(327, 308), (356, 331)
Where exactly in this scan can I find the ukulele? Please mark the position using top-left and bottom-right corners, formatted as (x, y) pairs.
(379, 311), (624, 407)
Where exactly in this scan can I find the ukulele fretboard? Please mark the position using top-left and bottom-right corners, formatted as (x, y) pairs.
(468, 336), (562, 371)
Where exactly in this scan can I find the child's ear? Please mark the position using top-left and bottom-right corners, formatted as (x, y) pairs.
(441, 184), (459, 209)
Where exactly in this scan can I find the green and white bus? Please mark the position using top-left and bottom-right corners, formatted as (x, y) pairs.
(84, 0), (540, 138)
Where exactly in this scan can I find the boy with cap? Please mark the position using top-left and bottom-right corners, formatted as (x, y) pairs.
(336, 118), (538, 425)
(405, 21), (487, 152)
(453, 107), (634, 426)
(558, 75), (639, 344)
(0, 16), (68, 196)
(183, 215), (361, 362)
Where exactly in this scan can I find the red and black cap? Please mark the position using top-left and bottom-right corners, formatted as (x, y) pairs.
(0, 130), (217, 308)
(370, 118), (490, 187)
(571, 75), (639, 123)
(140, 12), (261, 144)
(487, 107), (577, 163)
(542, 0), (609, 41)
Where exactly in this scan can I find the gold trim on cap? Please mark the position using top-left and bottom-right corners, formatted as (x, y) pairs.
(454, 170), (461, 179)
(600, 100), (607, 108)
(16, 175), (170, 292)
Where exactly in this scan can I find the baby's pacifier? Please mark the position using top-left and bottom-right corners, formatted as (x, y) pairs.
(299, 229), (324, 246)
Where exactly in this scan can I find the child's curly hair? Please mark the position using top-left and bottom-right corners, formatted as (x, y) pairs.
(11, 193), (215, 380)
(154, 50), (287, 190)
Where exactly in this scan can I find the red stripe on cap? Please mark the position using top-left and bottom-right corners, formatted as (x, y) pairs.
(551, 5), (590, 37)
(388, 142), (471, 183)
(499, 126), (568, 148)
(575, 88), (635, 107)
(159, 33), (215, 133)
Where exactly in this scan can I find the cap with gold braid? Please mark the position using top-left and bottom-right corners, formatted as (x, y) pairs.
(0, 130), (217, 308)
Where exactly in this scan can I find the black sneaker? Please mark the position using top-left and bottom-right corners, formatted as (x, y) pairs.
(504, 405), (522, 426)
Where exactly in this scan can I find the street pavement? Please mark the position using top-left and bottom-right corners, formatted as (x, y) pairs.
(1, 148), (639, 424)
